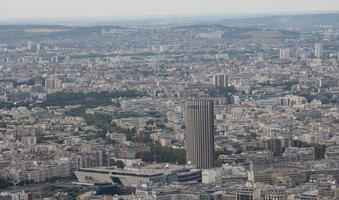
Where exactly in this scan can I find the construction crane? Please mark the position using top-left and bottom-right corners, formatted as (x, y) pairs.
(124, 142), (127, 166)
(153, 140), (156, 164)
(140, 133), (144, 162)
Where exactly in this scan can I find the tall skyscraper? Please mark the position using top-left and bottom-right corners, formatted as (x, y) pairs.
(186, 100), (214, 169)
(44, 78), (62, 89)
(315, 43), (323, 58)
(295, 47), (303, 59)
(27, 41), (32, 51)
(279, 48), (290, 59)
(214, 74), (228, 88)
(264, 138), (282, 156)
(257, 52), (264, 62)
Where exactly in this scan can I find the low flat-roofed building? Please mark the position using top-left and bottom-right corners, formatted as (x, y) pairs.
(325, 146), (339, 160)
(283, 147), (315, 161)
(74, 164), (201, 187)
(249, 167), (301, 187)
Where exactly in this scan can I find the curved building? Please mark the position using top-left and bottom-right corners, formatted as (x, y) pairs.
(186, 100), (214, 169)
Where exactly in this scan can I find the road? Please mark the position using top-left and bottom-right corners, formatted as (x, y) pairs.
(1, 180), (75, 193)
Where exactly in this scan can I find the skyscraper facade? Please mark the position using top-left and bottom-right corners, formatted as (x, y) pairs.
(214, 74), (228, 88)
(186, 100), (214, 169)
(279, 48), (290, 59)
(315, 43), (323, 58)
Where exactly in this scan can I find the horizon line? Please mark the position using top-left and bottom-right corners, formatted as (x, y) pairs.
(0, 10), (339, 22)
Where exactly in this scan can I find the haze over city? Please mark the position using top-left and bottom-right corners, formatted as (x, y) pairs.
(0, 0), (339, 200)
(1, 0), (339, 19)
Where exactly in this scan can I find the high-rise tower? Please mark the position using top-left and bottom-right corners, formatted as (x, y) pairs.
(214, 74), (228, 88)
(315, 43), (323, 58)
(280, 48), (290, 59)
(186, 100), (214, 169)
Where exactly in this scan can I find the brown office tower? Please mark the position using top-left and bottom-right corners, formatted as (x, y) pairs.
(186, 100), (214, 169)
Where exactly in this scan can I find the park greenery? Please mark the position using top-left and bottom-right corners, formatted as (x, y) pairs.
(37, 135), (63, 144)
(144, 119), (174, 132)
(215, 149), (232, 160)
(0, 102), (31, 110)
(67, 107), (124, 137)
(259, 80), (298, 91)
(215, 149), (233, 167)
(282, 81), (299, 91)
(0, 121), (6, 128)
(42, 90), (142, 107)
(137, 143), (186, 164)
(110, 159), (125, 169)
(237, 133), (258, 139)
(66, 106), (139, 142)
(0, 177), (13, 189)
(208, 86), (237, 103)
(293, 140), (326, 160)
(212, 86), (237, 96)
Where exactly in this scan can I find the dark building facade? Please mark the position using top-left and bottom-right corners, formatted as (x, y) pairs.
(214, 74), (229, 88)
(186, 100), (214, 169)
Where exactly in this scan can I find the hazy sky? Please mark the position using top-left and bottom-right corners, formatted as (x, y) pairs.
(1, 0), (339, 19)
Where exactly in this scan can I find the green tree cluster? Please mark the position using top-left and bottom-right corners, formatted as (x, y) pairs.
(43, 91), (141, 107)
(137, 144), (186, 164)
(0, 177), (13, 189)
(212, 86), (237, 96)
(110, 159), (125, 168)
(37, 136), (60, 144)
(66, 107), (136, 141)
(293, 140), (326, 160)
(0, 121), (6, 128)
(283, 81), (298, 91)
(215, 148), (233, 167)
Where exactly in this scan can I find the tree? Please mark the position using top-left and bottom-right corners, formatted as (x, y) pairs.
(42, 90), (142, 107)
(110, 159), (125, 168)
(0, 121), (6, 128)
(215, 149), (232, 161)
(137, 144), (186, 164)
(293, 140), (326, 160)
(105, 138), (117, 144)
(0, 177), (13, 189)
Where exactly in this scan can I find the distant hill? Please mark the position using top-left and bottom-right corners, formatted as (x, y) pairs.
(0, 24), (299, 42)
(0, 25), (124, 41)
(1, 12), (338, 29)
(218, 13), (339, 27)
(171, 24), (299, 39)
